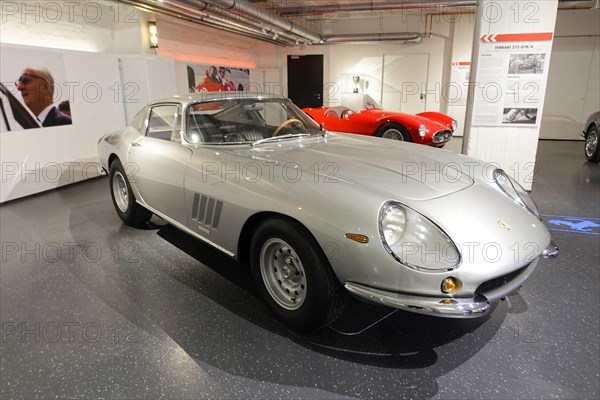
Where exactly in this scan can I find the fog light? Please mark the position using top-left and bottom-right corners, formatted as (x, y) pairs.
(441, 277), (462, 294)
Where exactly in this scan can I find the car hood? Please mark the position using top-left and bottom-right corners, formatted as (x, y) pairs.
(236, 134), (473, 201)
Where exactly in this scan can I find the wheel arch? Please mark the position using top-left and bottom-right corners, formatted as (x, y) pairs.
(586, 120), (599, 135)
(236, 211), (322, 265)
(108, 153), (119, 168)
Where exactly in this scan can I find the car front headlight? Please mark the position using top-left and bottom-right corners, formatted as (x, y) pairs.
(379, 202), (460, 272)
(493, 169), (540, 218)
(451, 119), (458, 131)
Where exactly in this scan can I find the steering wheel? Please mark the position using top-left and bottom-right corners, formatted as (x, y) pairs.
(272, 118), (304, 137)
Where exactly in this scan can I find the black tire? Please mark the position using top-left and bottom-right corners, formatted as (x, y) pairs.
(375, 123), (412, 141)
(109, 159), (152, 227)
(584, 125), (600, 163)
(250, 218), (347, 332)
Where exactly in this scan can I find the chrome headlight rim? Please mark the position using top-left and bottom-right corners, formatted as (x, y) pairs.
(378, 201), (462, 273)
(493, 169), (540, 218)
(451, 119), (458, 132)
(418, 124), (428, 137)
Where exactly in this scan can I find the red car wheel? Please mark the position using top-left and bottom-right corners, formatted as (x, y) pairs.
(376, 123), (411, 141)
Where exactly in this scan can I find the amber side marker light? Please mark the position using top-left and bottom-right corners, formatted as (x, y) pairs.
(345, 233), (369, 243)
(441, 277), (462, 294)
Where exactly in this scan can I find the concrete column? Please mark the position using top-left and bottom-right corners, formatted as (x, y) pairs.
(462, 0), (558, 190)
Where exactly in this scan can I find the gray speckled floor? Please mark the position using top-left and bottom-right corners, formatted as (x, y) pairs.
(1, 140), (598, 399)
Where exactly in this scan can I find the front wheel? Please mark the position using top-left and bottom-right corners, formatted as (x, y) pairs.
(250, 218), (347, 331)
(109, 159), (152, 227)
(375, 123), (411, 141)
(585, 125), (600, 163)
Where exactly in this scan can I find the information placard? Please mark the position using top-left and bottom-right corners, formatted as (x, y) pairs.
(471, 33), (553, 127)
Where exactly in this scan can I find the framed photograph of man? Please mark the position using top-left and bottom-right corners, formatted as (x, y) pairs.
(1, 47), (73, 132)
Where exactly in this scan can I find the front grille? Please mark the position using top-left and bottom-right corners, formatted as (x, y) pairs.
(191, 193), (223, 229)
(433, 130), (453, 143)
(475, 265), (528, 295)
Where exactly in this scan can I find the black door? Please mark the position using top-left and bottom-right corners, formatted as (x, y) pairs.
(287, 55), (323, 108)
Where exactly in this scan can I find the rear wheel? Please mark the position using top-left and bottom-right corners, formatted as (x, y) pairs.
(109, 159), (152, 227)
(585, 125), (600, 163)
(375, 123), (411, 141)
(250, 218), (347, 331)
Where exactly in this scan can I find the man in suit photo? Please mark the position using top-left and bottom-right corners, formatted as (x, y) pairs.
(15, 66), (72, 127)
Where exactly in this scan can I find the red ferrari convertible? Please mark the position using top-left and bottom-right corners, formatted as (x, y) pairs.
(302, 106), (457, 147)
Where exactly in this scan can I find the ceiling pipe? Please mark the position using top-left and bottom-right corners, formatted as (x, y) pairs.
(279, 1), (477, 16)
(199, 0), (324, 43)
(322, 32), (423, 44)
(126, 0), (587, 46)
(178, 0), (303, 43)
(117, 0), (295, 45)
(280, 0), (596, 16)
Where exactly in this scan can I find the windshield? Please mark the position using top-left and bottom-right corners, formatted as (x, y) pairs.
(184, 98), (322, 144)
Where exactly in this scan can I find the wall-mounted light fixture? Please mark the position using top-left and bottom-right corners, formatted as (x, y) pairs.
(148, 21), (158, 48)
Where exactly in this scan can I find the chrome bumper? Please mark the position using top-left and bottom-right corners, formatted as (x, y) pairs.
(542, 241), (559, 259)
(344, 282), (491, 318)
(345, 242), (558, 318)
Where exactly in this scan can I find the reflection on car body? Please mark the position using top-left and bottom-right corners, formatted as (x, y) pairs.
(302, 105), (457, 147)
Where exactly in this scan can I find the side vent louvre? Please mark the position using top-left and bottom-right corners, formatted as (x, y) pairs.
(192, 193), (223, 229)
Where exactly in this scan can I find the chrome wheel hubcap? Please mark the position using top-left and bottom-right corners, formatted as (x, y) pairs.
(382, 129), (404, 140)
(259, 238), (307, 310)
(586, 130), (598, 158)
(112, 171), (129, 213)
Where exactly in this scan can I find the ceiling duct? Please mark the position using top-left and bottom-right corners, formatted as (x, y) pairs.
(118, 0), (435, 45)
(279, 0), (597, 15)
(279, 1), (477, 16)
(197, 0), (324, 44)
(119, 0), (598, 47)
(323, 32), (423, 44)
(117, 0), (296, 45)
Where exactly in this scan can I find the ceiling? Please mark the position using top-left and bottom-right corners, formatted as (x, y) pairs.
(118, 0), (599, 46)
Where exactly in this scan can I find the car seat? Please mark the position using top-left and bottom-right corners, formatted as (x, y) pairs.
(241, 130), (264, 141)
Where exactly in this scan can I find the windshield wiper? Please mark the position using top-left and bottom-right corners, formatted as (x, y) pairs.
(252, 133), (310, 147)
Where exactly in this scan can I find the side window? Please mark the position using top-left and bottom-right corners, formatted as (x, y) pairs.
(147, 105), (182, 141)
(129, 107), (148, 132)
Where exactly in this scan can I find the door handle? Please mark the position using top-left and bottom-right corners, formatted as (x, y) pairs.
(131, 142), (141, 147)
(420, 94), (425, 100)
(315, 93), (321, 100)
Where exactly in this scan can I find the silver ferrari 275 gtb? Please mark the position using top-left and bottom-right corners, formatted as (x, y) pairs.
(98, 92), (559, 331)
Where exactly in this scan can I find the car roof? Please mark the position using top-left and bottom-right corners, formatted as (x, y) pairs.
(152, 91), (285, 106)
